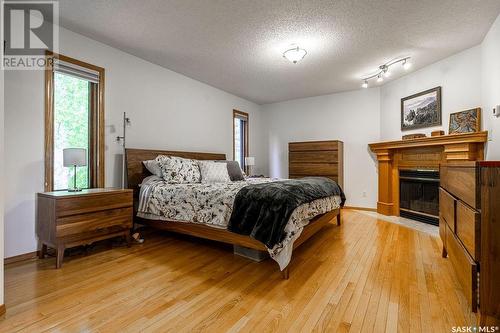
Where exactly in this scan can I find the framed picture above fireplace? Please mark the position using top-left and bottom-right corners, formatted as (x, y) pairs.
(401, 86), (442, 131)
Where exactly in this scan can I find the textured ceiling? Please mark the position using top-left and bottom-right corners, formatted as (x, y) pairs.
(53, 0), (500, 104)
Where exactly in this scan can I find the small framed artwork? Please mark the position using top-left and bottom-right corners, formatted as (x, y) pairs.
(401, 86), (442, 131)
(449, 108), (481, 134)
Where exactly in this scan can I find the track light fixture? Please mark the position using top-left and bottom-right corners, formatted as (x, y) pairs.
(361, 57), (411, 88)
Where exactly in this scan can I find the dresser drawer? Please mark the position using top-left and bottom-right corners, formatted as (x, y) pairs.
(439, 217), (447, 249)
(289, 163), (339, 176)
(439, 188), (455, 231)
(56, 192), (133, 217)
(456, 201), (480, 261)
(289, 151), (339, 164)
(56, 207), (132, 237)
(440, 165), (479, 209)
(445, 223), (478, 312)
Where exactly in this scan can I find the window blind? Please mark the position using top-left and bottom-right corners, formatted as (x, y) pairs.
(234, 112), (248, 121)
(53, 59), (100, 83)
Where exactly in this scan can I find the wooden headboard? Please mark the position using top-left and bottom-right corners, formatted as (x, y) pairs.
(288, 140), (344, 189)
(125, 148), (226, 194)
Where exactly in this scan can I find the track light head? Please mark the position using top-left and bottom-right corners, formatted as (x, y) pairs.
(377, 75), (384, 83)
(362, 80), (368, 88)
(403, 59), (412, 70)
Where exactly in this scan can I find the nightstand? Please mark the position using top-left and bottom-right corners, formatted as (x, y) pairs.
(36, 188), (133, 268)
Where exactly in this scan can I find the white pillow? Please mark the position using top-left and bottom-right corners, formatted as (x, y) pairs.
(198, 161), (231, 183)
(156, 155), (202, 184)
(143, 159), (162, 177)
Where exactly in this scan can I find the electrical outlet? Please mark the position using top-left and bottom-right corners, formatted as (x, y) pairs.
(362, 191), (367, 197)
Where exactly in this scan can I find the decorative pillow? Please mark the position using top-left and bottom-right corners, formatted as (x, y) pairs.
(155, 155), (201, 184)
(142, 159), (163, 177)
(215, 160), (245, 181)
(198, 161), (231, 183)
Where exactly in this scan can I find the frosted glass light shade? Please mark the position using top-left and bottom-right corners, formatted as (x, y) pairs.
(245, 156), (255, 166)
(283, 46), (307, 64)
(63, 148), (87, 167)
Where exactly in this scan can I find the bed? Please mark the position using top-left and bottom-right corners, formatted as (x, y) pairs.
(126, 148), (343, 278)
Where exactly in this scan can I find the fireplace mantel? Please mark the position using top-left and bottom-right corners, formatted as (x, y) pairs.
(368, 131), (488, 216)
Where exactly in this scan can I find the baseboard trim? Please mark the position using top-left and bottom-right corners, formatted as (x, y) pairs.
(5, 251), (38, 265)
(343, 206), (377, 212)
(0, 304), (5, 316)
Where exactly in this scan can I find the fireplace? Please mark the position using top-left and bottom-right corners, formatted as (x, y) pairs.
(399, 169), (439, 226)
(369, 132), (487, 216)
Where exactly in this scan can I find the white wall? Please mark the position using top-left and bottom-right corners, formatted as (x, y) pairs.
(0, 46), (5, 305)
(380, 46), (483, 140)
(260, 44), (488, 210)
(4, 14), (500, 259)
(262, 88), (381, 208)
(4, 27), (265, 258)
(482, 13), (500, 159)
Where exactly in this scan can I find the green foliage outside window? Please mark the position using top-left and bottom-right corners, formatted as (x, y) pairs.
(53, 73), (90, 190)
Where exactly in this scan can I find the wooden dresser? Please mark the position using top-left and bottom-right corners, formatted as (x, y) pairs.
(36, 188), (133, 268)
(439, 161), (500, 325)
(288, 140), (344, 188)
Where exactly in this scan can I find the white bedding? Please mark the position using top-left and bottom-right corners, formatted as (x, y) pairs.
(137, 176), (342, 270)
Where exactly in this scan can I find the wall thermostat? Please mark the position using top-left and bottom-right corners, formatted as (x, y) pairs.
(494, 105), (500, 118)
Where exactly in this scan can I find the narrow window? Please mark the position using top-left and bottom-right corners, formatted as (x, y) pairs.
(45, 52), (105, 191)
(233, 110), (249, 172)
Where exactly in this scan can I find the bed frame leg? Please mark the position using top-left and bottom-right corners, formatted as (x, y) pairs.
(336, 211), (341, 226)
(282, 267), (289, 280)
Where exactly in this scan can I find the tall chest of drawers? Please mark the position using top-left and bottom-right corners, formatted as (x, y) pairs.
(288, 140), (344, 189)
(439, 162), (500, 325)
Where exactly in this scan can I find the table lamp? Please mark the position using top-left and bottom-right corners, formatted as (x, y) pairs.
(63, 148), (87, 192)
(245, 156), (255, 176)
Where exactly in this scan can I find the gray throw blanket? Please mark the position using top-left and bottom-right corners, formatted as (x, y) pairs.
(228, 177), (346, 248)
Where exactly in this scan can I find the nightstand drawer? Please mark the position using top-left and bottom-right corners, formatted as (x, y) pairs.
(56, 192), (132, 217)
(56, 207), (132, 237)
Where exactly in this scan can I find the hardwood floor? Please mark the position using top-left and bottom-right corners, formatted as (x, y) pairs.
(2, 210), (476, 332)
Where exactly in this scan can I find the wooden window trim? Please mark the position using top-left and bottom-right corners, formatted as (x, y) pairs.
(232, 109), (249, 173)
(44, 51), (105, 191)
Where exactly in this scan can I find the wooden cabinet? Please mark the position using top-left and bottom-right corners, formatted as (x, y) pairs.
(288, 140), (344, 189)
(440, 162), (500, 325)
(36, 188), (133, 268)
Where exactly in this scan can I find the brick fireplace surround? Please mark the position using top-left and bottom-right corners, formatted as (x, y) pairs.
(368, 131), (488, 216)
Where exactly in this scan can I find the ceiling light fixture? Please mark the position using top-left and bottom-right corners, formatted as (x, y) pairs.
(283, 45), (307, 64)
(361, 57), (411, 88)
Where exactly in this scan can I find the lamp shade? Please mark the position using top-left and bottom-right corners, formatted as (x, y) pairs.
(244, 156), (255, 166)
(63, 148), (87, 167)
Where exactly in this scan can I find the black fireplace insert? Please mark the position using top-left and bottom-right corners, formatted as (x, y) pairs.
(399, 169), (439, 226)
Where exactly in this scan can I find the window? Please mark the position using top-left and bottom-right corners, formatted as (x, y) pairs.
(233, 110), (248, 172)
(45, 52), (105, 191)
